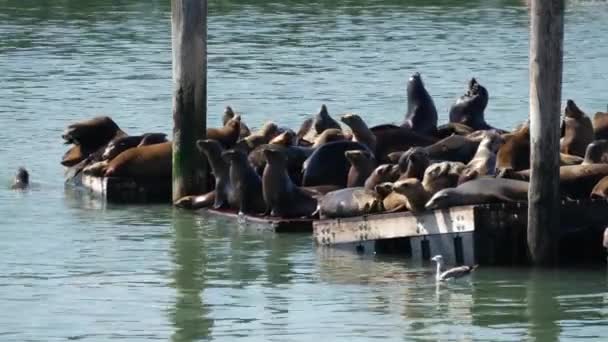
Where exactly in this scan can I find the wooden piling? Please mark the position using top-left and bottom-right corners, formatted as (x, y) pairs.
(171, 0), (208, 202)
(527, 0), (564, 265)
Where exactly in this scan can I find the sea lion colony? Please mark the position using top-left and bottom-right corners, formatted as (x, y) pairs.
(60, 73), (608, 219)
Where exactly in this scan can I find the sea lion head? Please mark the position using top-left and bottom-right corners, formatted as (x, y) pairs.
(11, 167), (29, 189)
(197, 138), (223, 156)
(138, 133), (167, 147)
(374, 182), (394, 198)
(259, 122), (280, 139)
(479, 132), (505, 153)
(584, 139), (608, 164)
(407, 72), (425, 96)
(345, 149), (374, 166)
(565, 99), (585, 119)
(340, 113), (366, 129)
(221, 148), (247, 165)
(313, 104), (331, 133)
(392, 178), (423, 197)
(222, 106), (236, 126)
(269, 130), (296, 146)
(61, 116), (119, 145)
(102, 136), (141, 160)
(262, 147), (287, 166)
(313, 128), (345, 147)
(397, 147), (428, 173)
(425, 188), (457, 210)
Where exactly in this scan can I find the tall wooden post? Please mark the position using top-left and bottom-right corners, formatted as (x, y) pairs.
(528, 0), (564, 265)
(171, 0), (208, 202)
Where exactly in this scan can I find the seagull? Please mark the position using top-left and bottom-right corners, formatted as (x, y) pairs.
(431, 255), (478, 282)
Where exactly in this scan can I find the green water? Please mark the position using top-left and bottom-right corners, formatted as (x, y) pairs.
(1, 0), (608, 340)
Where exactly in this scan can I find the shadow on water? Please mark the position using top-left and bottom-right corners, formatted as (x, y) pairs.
(169, 211), (213, 342)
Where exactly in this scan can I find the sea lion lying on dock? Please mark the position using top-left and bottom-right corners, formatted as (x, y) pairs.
(318, 187), (383, 219)
(425, 178), (529, 210)
(104, 141), (172, 179)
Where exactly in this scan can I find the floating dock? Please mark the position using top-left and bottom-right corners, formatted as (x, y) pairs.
(313, 200), (608, 266)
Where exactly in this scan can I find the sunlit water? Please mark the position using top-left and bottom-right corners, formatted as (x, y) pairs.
(1, 0), (607, 340)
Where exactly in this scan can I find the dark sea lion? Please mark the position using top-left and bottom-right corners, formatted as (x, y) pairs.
(104, 141), (172, 179)
(510, 164), (608, 198)
(318, 187), (383, 219)
(222, 149), (266, 214)
(235, 121), (280, 153)
(345, 149), (377, 188)
(496, 123), (530, 171)
(312, 128), (346, 147)
(374, 182), (409, 213)
(102, 133), (167, 161)
(391, 178), (433, 213)
(197, 139), (237, 209)
(397, 147), (430, 180)
(402, 72), (438, 136)
(434, 122), (475, 139)
(262, 148), (318, 218)
(10, 167), (29, 190)
(422, 161), (466, 195)
(364, 164), (400, 191)
(593, 111), (608, 140)
(340, 113), (377, 152)
(465, 132), (504, 176)
(560, 99), (594, 157)
(248, 144), (312, 185)
(208, 115), (241, 149)
(302, 140), (369, 187)
(425, 177), (529, 210)
(301, 104), (342, 143)
(62, 116), (126, 149)
(591, 176), (608, 199)
(370, 124), (437, 162)
(222, 106), (251, 138)
(174, 191), (216, 209)
(583, 140), (608, 165)
(448, 78), (494, 130)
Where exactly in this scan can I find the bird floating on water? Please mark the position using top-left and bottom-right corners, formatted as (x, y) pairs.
(431, 255), (477, 281)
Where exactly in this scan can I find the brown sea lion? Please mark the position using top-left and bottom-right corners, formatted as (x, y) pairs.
(104, 141), (172, 179)
(449, 78), (495, 130)
(174, 191), (216, 209)
(208, 115), (241, 149)
(391, 178), (433, 213)
(269, 129), (297, 146)
(312, 128), (346, 147)
(340, 113), (377, 152)
(62, 116), (126, 150)
(364, 164), (400, 191)
(10, 167), (29, 190)
(301, 104), (342, 143)
(318, 187), (383, 219)
(593, 111), (608, 140)
(560, 99), (594, 157)
(235, 121), (280, 153)
(402, 72), (438, 136)
(422, 161), (466, 195)
(465, 132), (504, 176)
(345, 150), (377, 188)
(374, 182), (409, 213)
(591, 176), (608, 199)
(583, 140), (608, 165)
(197, 139), (237, 209)
(397, 147), (430, 180)
(222, 149), (266, 214)
(425, 178), (529, 210)
(222, 106), (251, 138)
(496, 123), (530, 171)
(61, 145), (87, 167)
(296, 117), (314, 142)
(302, 141), (369, 187)
(102, 133), (167, 161)
(262, 148), (318, 218)
(508, 164), (608, 198)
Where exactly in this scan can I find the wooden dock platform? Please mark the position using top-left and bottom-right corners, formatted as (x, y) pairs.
(314, 200), (608, 266)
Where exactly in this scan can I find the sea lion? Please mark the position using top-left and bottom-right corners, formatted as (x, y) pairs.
(402, 72), (438, 136)
(404, 133), (479, 164)
(262, 148), (318, 218)
(560, 99), (594, 157)
(222, 106), (251, 138)
(448, 78), (494, 130)
(269, 129), (297, 146)
(197, 139), (237, 209)
(496, 123), (530, 171)
(593, 111), (608, 140)
(340, 113), (377, 152)
(583, 140), (608, 164)
(235, 121), (280, 153)
(591, 176), (608, 199)
(422, 161), (466, 195)
(248, 144), (312, 185)
(10, 167), (29, 190)
(61, 145), (87, 167)
(425, 177), (529, 210)
(296, 117), (314, 142)
(364, 164), (401, 190)
(174, 191), (216, 209)
(104, 141), (172, 179)
(397, 147), (430, 180)
(391, 178), (433, 213)
(302, 140), (369, 187)
(374, 182), (409, 213)
(465, 132), (504, 176)
(345, 149), (377, 188)
(434, 122), (475, 139)
(312, 128), (346, 147)
(208, 115), (242, 149)
(370, 124), (437, 162)
(318, 187), (383, 219)
(62, 116), (126, 150)
(102, 133), (167, 161)
(222, 149), (266, 214)
(301, 105), (342, 143)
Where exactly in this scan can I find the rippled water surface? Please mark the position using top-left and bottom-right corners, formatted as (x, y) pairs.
(1, 0), (608, 341)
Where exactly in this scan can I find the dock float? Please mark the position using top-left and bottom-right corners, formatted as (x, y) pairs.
(313, 200), (608, 266)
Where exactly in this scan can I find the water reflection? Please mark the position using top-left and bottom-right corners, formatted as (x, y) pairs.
(170, 211), (213, 342)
